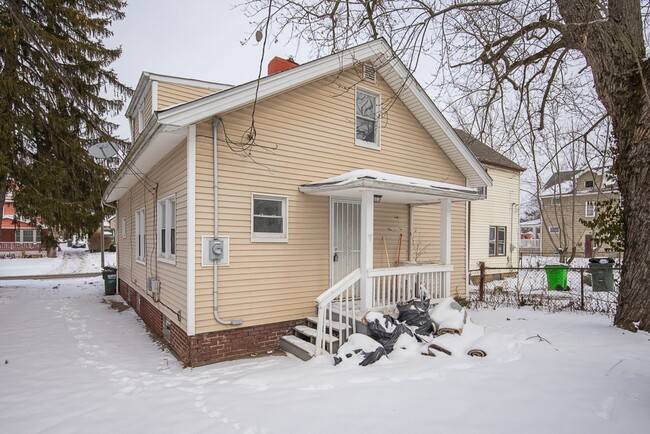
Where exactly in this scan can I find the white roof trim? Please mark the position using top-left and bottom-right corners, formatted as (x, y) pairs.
(126, 72), (232, 117)
(299, 169), (481, 204)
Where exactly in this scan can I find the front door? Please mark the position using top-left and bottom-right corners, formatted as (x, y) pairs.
(585, 234), (593, 258)
(330, 199), (361, 286)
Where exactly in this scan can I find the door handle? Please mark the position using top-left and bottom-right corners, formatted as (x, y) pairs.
(333, 252), (339, 262)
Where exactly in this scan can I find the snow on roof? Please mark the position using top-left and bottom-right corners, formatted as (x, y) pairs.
(520, 218), (541, 227)
(304, 169), (477, 193)
(541, 180), (574, 197)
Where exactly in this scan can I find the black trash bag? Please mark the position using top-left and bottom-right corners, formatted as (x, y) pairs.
(366, 314), (399, 347)
(334, 346), (387, 366)
(381, 323), (414, 353)
(397, 298), (435, 336)
(359, 346), (388, 366)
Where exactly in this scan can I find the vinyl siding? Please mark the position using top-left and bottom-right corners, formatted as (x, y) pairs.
(157, 82), (220, 110)
(541, 191), (620, 256)
(469, 165), (520, 270)
(116, 141), (188, 330)
(193, 66), (468, 334)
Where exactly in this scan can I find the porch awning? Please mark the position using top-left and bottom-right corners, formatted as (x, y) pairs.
(299, 169), (482, 204)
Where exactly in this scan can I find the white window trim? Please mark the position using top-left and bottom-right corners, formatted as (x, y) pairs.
(137, 103), (144, 134)
(585, 200), (596, 218)
(354, 86), (381, 150)
(251, 193), (289, 243)
(121, 217), (127, 239)
(135, 208), (146, 265)
(157, 194), (177, 265)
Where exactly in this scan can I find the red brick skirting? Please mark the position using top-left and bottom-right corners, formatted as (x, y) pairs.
(118, 279), (305, 367)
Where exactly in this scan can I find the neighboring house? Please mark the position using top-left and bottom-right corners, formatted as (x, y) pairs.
(103, 39), (492, 366)
(539, 168), (620, 257)
(520, 218), (542, 255)
(454, 130), (525, 273)
(1, 191), (43, 256)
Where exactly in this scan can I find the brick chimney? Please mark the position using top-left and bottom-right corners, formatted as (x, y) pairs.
(267, 56), (299, 75)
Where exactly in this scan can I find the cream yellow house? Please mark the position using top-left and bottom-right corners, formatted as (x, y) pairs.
(454, 130), (525, 272)
(104, 39), (491, 366)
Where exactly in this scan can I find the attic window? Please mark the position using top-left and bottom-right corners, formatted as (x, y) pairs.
(363, 64), (376, 83)
(585, 180), (594, 188)
(355, 87), (380, 149)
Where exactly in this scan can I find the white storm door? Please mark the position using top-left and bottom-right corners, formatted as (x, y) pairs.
(330, 199), (361, 286)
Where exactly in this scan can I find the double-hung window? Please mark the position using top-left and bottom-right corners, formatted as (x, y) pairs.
(355, 87), (380, 149)
(251, 194), (288, 242)
(135, 208), (146, 263)
(489, 226), (507, 256)
(585, 200), (596, 218)
(157, 196), (176, 263)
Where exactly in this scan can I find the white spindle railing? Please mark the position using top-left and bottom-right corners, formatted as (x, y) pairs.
(520, 239), (540, 248)
(0, 242), (42, 251)
(368, 264), (453, 308)
(314, 268), (360, 356)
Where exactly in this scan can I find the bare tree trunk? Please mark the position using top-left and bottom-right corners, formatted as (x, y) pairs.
(556, 0), (650, 331)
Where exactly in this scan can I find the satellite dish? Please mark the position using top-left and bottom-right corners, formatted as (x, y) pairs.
(89, 142), (118, 159)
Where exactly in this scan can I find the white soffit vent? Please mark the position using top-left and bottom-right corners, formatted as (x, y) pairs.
(363, 64), (376, 83)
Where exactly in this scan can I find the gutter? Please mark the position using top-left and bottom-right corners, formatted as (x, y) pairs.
(103, 116), (162, 202)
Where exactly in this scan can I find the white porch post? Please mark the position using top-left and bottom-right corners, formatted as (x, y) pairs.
(360, 191), (374, 311)
(440, 199), (452, 294)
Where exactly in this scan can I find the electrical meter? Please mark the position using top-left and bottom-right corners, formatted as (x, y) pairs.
(209, 238), (224, 261)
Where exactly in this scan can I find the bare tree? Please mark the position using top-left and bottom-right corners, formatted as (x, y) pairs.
(242, 0), (650, 333)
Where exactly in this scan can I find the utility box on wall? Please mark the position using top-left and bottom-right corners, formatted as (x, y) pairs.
(201, 235), (230, 267)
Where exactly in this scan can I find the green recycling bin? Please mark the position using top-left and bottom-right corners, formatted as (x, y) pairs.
(589, 258), (615, 292)
(544, 264), (569, 291)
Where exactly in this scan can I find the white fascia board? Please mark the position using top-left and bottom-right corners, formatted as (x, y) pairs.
(125, 72), (151, 117)
(157, 39), (389, 127)
(378, 57), (492, 188)
(146, 72), (232, 91)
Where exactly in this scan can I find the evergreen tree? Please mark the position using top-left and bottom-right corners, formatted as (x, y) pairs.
(0, 0), (129, 252)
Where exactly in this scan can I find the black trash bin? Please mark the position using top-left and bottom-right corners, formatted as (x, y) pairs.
(102, 266), (117, 295)
(588, 258), (615, 292)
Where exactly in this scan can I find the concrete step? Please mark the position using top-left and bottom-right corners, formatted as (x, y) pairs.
(280, 335), (316, 361)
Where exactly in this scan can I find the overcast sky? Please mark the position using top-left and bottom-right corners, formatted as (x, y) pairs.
(107, 0), (300, 139)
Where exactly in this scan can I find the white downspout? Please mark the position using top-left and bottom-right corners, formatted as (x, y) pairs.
(212, 117), (244, 326)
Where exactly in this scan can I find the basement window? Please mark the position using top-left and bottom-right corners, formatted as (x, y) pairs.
(251, 193), (288, 242)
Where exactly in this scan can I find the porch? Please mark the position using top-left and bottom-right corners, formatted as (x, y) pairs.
(286, 169), (482, 357)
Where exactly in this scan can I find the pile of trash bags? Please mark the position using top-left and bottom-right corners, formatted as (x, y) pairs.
(334, 297), (488, 366)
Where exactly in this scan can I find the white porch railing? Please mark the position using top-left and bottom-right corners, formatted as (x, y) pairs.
(520, 239), (540, 249)
(369, 264), (453, 309)
(314, 268), (360, 356)
(0, 242), (42, 251)
(314, 264), (453, 356)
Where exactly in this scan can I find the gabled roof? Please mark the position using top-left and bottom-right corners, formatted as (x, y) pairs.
(125, 72), (232, 117)
(106, 39), (492, 202)
(454, 129), (525, 172)
(156, 38), (491, 187)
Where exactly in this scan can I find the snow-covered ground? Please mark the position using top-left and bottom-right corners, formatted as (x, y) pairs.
(1, 278), (649, 433)
(0, 244), (116, 276)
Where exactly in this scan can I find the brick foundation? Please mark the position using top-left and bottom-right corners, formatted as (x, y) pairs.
(118, 278), (305, 367)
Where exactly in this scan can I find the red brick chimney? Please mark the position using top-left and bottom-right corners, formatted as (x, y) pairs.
(268, 56), (299, 75)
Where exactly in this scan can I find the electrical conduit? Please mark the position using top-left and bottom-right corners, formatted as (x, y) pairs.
(212, 117), (244, 326)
